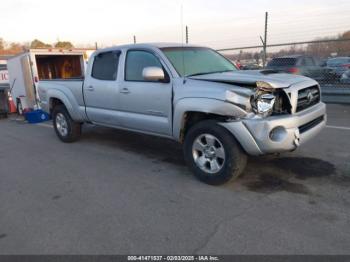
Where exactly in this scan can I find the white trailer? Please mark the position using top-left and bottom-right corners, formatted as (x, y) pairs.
(0, 59), (9, 87)
(7, 48), (95, 113)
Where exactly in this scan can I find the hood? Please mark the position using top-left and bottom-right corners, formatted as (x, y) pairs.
(188, 70), (313, 89)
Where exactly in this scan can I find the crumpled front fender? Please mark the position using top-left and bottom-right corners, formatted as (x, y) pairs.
(173, 97), (248, 140)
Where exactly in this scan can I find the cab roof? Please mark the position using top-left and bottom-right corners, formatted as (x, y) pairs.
(96, 43), (205, 53)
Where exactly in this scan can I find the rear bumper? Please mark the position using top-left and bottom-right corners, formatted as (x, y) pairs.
(220, 102), (327, 156)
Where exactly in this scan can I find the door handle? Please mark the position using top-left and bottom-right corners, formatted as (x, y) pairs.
(120, 88), (130, 94)
(86, 85), (94, 91)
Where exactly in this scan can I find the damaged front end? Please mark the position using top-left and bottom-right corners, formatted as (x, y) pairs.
(219, 80), (326, 156)
(187, 72), (325, 156)
(225, 81), (292, 119)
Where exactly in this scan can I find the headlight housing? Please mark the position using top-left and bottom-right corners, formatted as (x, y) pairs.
(251, 92), (276, 117)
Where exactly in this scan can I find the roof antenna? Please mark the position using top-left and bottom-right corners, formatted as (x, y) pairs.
(181, 3), (187, 83)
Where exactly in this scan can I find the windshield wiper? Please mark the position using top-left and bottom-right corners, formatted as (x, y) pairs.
(186, 70), (235, 77)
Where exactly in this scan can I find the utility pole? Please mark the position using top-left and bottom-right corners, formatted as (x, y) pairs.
(95, 42), (98, 50)
(133, 35), (137, 44)
(262, 12), (268, 67)
(185, 26), (189, 44)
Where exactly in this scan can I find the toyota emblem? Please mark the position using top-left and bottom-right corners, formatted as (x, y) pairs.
(307, 91), (314, 104)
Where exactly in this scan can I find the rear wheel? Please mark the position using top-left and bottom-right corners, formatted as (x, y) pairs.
(52, 105), (81, 143)
(184, 120), (247, 185)
(16, 100), (23, 115)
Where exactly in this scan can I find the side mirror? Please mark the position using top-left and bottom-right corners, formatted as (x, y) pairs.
(142, 67), (165, 82)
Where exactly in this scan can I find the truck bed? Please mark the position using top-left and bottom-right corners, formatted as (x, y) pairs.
(38, 79), (85, 119)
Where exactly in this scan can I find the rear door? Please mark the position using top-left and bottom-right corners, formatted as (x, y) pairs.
(21, 55), (36, 108)
(118, 49), (173, 136)
(83, 50), (121, 126)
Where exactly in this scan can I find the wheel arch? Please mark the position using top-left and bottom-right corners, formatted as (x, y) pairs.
(173, 98), (248, 142)
(47, 88), (84, 121)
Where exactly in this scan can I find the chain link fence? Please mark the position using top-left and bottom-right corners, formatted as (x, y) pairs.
(217, 38), (350, 89)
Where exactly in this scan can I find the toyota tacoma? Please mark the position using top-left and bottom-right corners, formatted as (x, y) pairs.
(38, 43), (326, 185)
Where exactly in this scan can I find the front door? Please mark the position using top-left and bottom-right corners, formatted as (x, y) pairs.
(84, 50), (121, 126)
(119, 49), (172, 136)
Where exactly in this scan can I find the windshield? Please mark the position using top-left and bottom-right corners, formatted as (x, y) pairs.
(161, 47), (237, 77)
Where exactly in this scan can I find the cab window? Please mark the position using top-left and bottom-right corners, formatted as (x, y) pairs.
(92, 51), (120, 81)
(125, 50), (163, 81)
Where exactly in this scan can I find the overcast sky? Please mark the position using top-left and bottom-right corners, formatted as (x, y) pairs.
(2, 0), (350, 49)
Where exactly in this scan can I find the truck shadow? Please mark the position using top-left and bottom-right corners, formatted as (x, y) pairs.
(82, 126), (185, 166)
(82, 126), (344, 193)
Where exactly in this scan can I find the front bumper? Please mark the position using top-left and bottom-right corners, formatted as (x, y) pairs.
(221, 102), (327, 156)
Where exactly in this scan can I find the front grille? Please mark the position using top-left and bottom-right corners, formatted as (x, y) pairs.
(299, 115), (324, 134)
(296, 85), (320, 112)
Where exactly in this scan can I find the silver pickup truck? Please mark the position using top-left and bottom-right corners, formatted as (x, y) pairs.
(38, 43), (326, 185)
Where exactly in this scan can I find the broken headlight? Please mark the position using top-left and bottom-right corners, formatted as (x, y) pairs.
(251, 92), (276, 117)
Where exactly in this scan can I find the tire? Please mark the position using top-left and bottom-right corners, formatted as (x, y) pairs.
(184, 120), (247, 185)
(17, 100), (23, 115)
(52, 105), (81, 143)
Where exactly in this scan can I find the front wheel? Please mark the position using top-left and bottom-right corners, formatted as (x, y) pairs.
(184, 120), (247, 185)
(52, 105), (81, 143)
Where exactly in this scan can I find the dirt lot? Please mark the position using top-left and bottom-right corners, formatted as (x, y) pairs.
(0, 104), (349, 255)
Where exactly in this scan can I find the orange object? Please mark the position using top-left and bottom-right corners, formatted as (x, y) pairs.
(8, 96), (17, 113)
